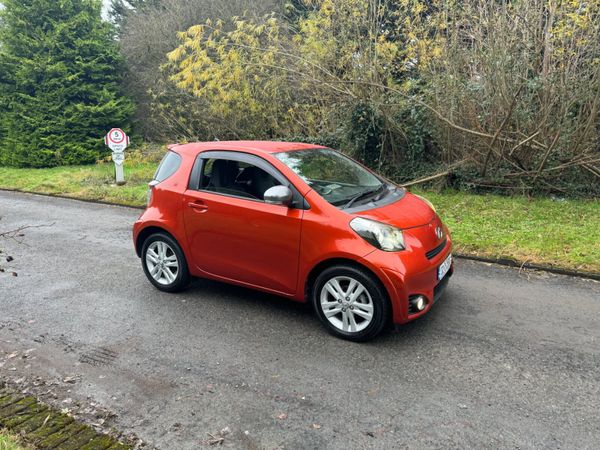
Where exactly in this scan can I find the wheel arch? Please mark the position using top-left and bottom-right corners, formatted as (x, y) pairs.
(135, 226), (180, 257)
(304, 257), (391, 309)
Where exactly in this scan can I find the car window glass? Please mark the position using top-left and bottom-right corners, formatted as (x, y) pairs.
(275, 149), (383, 207)
(200, 158), (280, 201)
(154, 151), (181, 182)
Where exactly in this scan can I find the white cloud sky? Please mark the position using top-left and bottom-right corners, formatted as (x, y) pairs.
(101, 0), (112, 19)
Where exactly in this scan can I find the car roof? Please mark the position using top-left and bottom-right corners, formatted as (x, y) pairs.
(168, 140), (328, 157)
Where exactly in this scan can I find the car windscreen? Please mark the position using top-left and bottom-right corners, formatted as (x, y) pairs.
(274, 149), (384, 207)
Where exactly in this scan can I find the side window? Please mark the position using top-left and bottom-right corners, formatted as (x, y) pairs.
(154, 151), (181, 182)
(200, 158), (280, 201)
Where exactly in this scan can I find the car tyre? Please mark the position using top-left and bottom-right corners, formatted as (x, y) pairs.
(312, 265), (390, 342)
(142, 233), (190, 293)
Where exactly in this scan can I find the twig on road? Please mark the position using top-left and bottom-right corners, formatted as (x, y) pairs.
(0, 221), (56, 243)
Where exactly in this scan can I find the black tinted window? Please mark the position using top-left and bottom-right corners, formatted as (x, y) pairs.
(154, 151), (181, 182)
(200, 158), (279, 200)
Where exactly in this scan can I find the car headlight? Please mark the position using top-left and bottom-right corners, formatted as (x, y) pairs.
(350, 217), (405, 251)
(414, 194), (436, 212)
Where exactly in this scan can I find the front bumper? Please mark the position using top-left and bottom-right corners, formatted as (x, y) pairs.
(364, 240), (453, 325)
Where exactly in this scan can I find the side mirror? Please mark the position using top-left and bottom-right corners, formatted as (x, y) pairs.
(264, 185), (293, 207)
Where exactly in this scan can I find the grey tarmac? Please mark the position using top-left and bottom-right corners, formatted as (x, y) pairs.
(1, 190), (599, 449)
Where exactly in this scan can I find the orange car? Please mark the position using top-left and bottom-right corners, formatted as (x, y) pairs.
(133, 141), (453, 341)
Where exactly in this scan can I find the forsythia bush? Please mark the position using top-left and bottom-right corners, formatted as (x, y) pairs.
(164, 0), (443, 174)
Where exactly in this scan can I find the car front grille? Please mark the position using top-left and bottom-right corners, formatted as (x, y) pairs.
(426, 238), (447, 260)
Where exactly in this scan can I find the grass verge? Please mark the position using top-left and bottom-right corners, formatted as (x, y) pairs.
(0, 161), (155, 207)
(0, 160), (598, 273)
(415, 190), (599, 273)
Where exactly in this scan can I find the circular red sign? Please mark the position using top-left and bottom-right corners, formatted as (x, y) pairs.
(107, 128), (126, 145)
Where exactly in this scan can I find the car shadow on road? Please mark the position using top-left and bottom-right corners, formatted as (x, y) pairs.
(185, 276), (313, 316)
(181, 276), (455, 347)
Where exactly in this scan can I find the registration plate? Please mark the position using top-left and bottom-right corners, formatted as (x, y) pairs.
(438, 253), (452, 280)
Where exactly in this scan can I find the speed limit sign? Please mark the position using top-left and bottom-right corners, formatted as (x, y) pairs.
(104, 128), (129, 185)
(104, 128), (129, 153)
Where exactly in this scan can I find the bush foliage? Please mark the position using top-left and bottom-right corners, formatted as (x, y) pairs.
(125, 0), (598, 196)
(0, 0), (598, 196)
(0, 0), (134, 167)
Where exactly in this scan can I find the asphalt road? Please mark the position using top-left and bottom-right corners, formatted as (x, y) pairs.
(1, 190), (599, 449)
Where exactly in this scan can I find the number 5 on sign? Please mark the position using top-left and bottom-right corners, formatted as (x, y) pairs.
(104, 128), (129, 185)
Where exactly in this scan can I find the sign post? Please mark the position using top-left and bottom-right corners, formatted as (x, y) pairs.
(104, 128), (129, 185)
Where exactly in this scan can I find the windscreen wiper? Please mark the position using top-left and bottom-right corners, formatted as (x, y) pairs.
(343, 184), (386, 209)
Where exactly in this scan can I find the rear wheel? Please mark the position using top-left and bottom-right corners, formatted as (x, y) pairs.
(142, 233), (190, 292)
(312, 265), (390, 342)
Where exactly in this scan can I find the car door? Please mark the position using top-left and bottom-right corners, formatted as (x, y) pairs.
(182, 151), (304, 296)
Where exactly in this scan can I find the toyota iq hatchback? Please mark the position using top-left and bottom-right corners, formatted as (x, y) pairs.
(133, 141), (453, 341)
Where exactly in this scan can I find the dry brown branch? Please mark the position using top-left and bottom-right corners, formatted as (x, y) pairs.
(509, 131), (540, 156)
(400, 171), (451, 187)
(532, 132), (561, 185)
(582, 164), (600, 179)
(0, 222), (55, 242)
(481, 83), (526, 177)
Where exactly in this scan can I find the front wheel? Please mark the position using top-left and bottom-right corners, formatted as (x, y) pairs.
(312, 265), (390, 342)
(141, 233), (190, 292)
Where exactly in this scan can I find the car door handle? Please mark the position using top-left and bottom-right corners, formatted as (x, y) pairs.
(188, 201), (208, 212)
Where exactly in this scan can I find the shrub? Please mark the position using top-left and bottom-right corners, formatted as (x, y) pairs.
(0, 0), (134, 167)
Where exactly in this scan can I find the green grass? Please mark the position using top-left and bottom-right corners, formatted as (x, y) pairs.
(0, 161), (156, 207)
(0, 161), (598, 273)
(0, 431), (29, 450)
(416, 190), (600, 273)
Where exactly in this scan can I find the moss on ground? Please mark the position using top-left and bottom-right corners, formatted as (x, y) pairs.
(0, 389), (129, 450)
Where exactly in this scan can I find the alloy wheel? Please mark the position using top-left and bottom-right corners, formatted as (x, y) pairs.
(319, 276), (374, 333)
(145, 241), (179, 285)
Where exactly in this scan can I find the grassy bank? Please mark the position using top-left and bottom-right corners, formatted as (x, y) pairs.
(0, 161), (155, 207)
(417, 190), (599, 273)
(0, 162), (598, 273)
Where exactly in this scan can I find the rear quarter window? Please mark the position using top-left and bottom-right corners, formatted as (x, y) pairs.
(154, 151), (182, 182)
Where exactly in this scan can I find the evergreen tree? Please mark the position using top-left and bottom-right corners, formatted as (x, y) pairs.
(0, 0), (134, 167)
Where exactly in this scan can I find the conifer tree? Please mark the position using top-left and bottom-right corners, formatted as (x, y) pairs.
(0, 0), (134, 167)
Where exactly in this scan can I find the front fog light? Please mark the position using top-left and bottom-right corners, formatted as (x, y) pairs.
(409, 295), (428, 313)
